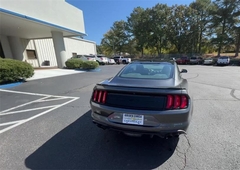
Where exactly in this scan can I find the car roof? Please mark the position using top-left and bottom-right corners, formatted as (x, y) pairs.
(130, 60), (175, 65)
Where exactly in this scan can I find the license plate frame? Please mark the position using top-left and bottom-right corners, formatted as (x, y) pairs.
(122, 113), (144, 125)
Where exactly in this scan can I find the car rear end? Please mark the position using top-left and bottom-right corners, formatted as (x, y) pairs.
(86, 55), (96, 62)
(190, 57), (198, 64)
(203, 58), (214, 65)
(97, 56), (109, 64)
(176, 57), (189, 65)
(217, 56), (230, 66)
(90, 85), (192, 138)
(108, 58), (116, 64)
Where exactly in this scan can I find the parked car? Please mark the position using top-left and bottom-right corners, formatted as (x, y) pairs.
(85, 55), (97, 62)
(86, 55), (105, 65)
(217, 56), (230, 66)
(90, 61), (193, 138)
(108, 58), (116, 65)
(189, 56), (203, 65)
(71, 55), (88, 61)
(97, 55), (109, 64)
(113, 56), (131, 64)
(176, 57), (190, 65)
(203, 57), (216, 65)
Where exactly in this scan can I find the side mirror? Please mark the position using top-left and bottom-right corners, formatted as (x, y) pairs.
(180, 69), (188, 73)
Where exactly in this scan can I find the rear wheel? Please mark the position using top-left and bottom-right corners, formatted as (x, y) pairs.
(122, 60), (126, 64)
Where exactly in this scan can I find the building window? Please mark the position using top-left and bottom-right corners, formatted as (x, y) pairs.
(26, 50), (37, 59)
(72, 53), (77, 57)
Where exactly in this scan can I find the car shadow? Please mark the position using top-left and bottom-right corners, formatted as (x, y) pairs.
(25, 110), (179, 170)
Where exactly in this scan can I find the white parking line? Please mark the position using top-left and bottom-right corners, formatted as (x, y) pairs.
(0, 97), (78, 134)
(0, 105), (59, 116)
(0, 89), (76, 99)
(0, 96), (49, 114)
(0, 120), (25, 126)
(37, 98), (68, 102)
(0, 89), (80, 134)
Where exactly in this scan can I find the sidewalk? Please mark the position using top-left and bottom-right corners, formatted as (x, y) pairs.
(28, 69), (85, 81)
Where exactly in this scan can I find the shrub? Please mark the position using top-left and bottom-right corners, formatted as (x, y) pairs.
(65, 58), (83, 69)
(0, 58), (34, 84)
(82, 61), (99, 70)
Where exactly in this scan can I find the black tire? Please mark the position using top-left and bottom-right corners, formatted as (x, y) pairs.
(122, 60), (126, 64)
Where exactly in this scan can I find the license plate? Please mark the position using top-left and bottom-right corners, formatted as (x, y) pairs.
(122, 114), (144, 125)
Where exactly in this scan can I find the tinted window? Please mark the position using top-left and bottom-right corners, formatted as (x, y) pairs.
(219, 56), (228, 59)
(119, 63), (173, 79)
(191, 57), (197, 59)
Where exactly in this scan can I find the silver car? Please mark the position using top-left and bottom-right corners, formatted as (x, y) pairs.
(90, 61), (193, 138)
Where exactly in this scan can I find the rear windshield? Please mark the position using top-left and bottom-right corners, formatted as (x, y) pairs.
(119, 63), (173, 79)
(86, 55), (95, 58)
(190, 57), (197, 59)
(219, 56), (228, 59)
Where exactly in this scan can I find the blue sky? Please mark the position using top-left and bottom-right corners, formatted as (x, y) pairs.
(66, 0), (193, 45)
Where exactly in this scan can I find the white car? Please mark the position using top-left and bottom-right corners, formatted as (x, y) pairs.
(85, 55), (97, 62)
(114, 56), (131, 64)
(203, 58), (215, 65)
(108, 58), (116, 65)
(97, 55), (109, 64)
(217, 56), (230, 66)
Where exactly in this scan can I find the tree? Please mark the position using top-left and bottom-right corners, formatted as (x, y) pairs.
(166, 5), (197, 53)
(210, 0), (240, 56)
(147, 4), (170, 56)
(234, 27), (240, 56)
(96, 45), (103, 54)
(127, 7), (150, 57)
(100, 20), (129, 56)
(190, 0), (213, 53)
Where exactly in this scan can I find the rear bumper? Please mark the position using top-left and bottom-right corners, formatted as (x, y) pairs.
(217, 62), (229, 65)
(92, 119), (187, 137)
(204, 62), (213, 65)
(90, 102), (193, 136)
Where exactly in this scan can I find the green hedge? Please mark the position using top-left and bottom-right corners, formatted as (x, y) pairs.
(65, 58), (84, 69)
(82, 61), (99, 69)
(0, 58), (34, 84)
(65, 59), (99, 69)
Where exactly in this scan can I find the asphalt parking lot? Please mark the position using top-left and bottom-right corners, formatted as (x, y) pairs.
(0, 64), (240, 170)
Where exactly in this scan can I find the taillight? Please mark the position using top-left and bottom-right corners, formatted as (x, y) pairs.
(166, 95), (173, 109)
(92, 90), (107, 104)
(180, 95), (188, 109)
(174, 95), (181, 109)
(166, 95), (188, 110)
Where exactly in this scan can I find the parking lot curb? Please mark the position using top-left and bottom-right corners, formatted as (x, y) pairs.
(0, 82), (23, 89)
(75, 68), (101, 72)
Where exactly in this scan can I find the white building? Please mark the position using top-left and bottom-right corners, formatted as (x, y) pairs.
(0, 0), (97, 68)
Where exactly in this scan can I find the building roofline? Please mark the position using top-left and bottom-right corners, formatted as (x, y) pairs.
(67, 37), (96, 44)
(0, 8), (87, 37)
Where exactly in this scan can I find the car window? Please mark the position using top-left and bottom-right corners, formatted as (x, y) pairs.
(191, 57), (197, 59)
(219, 56), (228, 59)
(119, 63), (173, 79)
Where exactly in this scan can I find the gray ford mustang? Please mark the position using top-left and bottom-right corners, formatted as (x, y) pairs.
(90, 60), (193, 138)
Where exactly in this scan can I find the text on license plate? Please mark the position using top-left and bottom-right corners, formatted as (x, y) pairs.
(122, 114), (144, 125)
